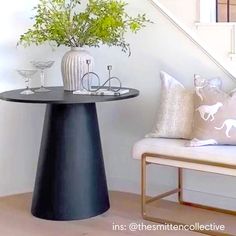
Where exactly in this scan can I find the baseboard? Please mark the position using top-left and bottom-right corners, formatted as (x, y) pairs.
(183, 189), (236, 211)
(1, 177), (236, 211)
(0, 188), (33, 198)
(109, 176), (236, 210)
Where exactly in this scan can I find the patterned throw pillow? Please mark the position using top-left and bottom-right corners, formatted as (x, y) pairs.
(187, 82), (236, 147)
(146, 71), (194, 139)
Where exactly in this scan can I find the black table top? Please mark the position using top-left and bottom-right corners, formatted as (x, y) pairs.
(0, 87), (139, 104)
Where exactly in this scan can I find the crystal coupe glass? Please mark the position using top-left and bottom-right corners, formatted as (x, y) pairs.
(31, 61), (54, 92)
(17, 69), (37, 95)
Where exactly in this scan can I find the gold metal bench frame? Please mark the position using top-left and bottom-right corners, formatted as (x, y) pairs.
(141, 153), (236, 236)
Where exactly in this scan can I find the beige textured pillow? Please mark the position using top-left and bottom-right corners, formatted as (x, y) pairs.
(146, 71), (194, 139)
(188, 85), (236, 147)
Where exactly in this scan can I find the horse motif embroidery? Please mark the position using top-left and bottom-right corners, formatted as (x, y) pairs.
(196, 102), (223, 121)
(194, 75), (222, 101)
(195, 86), (204, 101)
(194, 75), (205, 101)
(215, 119), (236, 138)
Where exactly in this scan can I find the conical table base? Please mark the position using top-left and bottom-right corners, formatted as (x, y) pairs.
(31, 103), (110, 220)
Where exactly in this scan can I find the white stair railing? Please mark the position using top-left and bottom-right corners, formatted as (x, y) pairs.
(148, 0), (236, 81)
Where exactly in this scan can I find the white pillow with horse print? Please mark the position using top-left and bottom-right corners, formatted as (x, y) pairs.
(187, 82), (236, 147)
(146, 72), (222, 140)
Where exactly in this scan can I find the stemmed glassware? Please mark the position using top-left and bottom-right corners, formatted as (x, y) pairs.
(17, 69), (37, 95)
(31, 61), (54, 92)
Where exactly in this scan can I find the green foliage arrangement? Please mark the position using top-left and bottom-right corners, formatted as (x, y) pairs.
(19, 0), (150, 55)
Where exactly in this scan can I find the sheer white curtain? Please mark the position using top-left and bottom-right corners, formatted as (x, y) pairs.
(199, 0), (216, 23)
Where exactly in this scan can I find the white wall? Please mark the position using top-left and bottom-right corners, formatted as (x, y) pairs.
(199, 0), (216, 23)
(0, 0), (236, 209)
(158, 0), (199, 28)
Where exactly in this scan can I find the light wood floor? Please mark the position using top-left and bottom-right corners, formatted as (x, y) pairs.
(0, 191), (235, 235)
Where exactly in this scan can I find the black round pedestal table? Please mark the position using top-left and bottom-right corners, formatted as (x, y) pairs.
(0, 87), (139, 221)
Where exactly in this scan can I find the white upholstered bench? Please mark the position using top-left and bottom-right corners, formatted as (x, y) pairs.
(132, 138), (236, 235)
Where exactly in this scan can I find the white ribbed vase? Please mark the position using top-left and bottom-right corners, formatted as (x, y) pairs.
(61, 47), (94, 91)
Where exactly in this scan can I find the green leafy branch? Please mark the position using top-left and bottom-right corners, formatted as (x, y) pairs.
(18, 0), (151, 55)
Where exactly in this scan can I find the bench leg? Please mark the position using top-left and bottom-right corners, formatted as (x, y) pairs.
(141, 154), (182, 224)
(141, 153), (146, 218)
(178, 168), (183, 203)
(141, 154), (236, 236)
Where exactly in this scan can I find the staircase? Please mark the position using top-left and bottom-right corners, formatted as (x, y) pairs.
(149, 0), (236, 80)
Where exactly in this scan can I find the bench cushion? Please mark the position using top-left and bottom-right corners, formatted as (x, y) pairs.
(132, 138), (236, 176)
